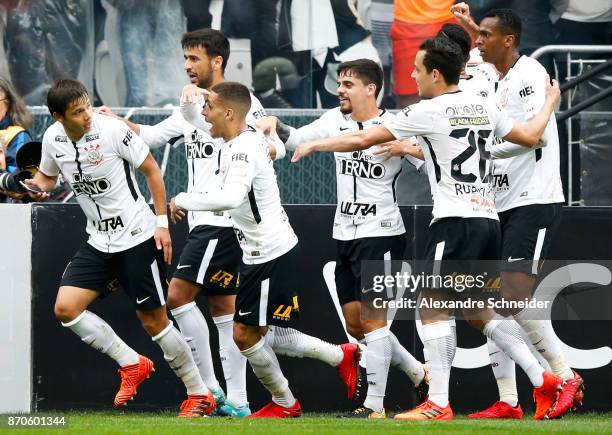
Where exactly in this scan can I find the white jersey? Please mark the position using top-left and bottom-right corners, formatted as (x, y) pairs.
(286, 108), (423, 241)
(218, 126), (297, 264)
(492, 55), (565, 212)
(138, 94), (266, 231)
(385, 90), (515, 224)
(461, 64), (498, 99)
(40, 113), (154, 253)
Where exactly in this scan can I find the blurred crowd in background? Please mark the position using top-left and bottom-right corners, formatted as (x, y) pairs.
(1, 0), (611, 110)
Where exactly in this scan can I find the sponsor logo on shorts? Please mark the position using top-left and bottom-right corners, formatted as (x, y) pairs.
(508, 257), (525, 262)
(272, 296), (299, 321)
(210, 270), (235, 288)
(177, 264), (191, 269)
(106, 278), (120, 293)
(238, 309), (252, 316)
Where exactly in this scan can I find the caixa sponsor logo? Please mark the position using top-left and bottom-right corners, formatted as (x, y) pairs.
(340, 201), (377, 216)
(339, 158), (385, 179)
(446, 104), (486, 116)
(187, 141), (215, 159)
(71, 173), (111, 196)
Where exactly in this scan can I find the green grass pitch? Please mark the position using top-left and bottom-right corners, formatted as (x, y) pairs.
(2, 412), (612, 435)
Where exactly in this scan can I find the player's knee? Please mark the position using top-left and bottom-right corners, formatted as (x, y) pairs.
(233, 322), (258, 351)
(54, 301), (82, 323)
(346, 322), (364, 340)
(166, 279), (196, 310)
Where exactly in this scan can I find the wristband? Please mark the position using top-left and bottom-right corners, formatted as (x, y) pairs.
(156, 214), (169, 228)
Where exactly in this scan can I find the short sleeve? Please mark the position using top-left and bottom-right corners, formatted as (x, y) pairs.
(520, 66), (547, 120)
(384, 103), (435, 140)
(247, 95), (267, 121)
(223, 135), (258, 189)
(488, 100), (515, 139)
(111, 119), (150, 167)
(39, 133), (60, 177)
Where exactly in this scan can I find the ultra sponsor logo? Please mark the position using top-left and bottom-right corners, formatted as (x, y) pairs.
(339, 201), (377, 216)
(71, 173), (111, 196)
(272, 296), (299, 321)
(491, 173), (510, 190)
(95, 216), (124, 232)
(210, 270), (235, 288)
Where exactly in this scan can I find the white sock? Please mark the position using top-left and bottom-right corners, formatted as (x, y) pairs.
(170, 302), (221, 390)
(487, 338), (518, 407)
(514, 315), (573, 380)
(269, 327), (343, 366)
(422, 321), (454, 408)
(241, 338), (295, 408)
(520, 328), (552, 372)
(363, 327), (392, 413)
(213, 314), (248, 406)
(152, 322), (208, 395)
(389, 331), (424, 384)
(483, 317), (544, 387)
(62, 310), (139, 367)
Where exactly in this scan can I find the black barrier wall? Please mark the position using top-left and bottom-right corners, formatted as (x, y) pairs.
(31, 204), (612, 412)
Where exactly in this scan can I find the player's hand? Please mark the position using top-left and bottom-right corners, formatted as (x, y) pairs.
(374, 139), (423, 161)
(154, 227), (172, 264)
(451, 2), (472, 24)
(180, 84), (209, 104)
(291, 143), (314, 162)
(96, 105), (117, 117)
(170, 197), (186, 224)
(545, 74), (561, 108)
(255, 116), (279, 136)
(23, 178), (49, 201)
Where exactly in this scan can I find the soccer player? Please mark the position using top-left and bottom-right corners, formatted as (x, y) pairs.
(25, 78), (213, 417)
(451, 7), (582, 419)
(291, 37), (565, 421)
(256, 59), (429, 419)
(99, 29), (271, 416)
(173, 81), (361, 418)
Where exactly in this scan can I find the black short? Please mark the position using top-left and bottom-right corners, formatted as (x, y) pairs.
(234, 244), (301, 327)
(60, 237), (168, 311)
(335, 235), (406, 305)
(423, 217), (501, 261)
(499, 203), (562, 274)
(173, 225), (241, 295)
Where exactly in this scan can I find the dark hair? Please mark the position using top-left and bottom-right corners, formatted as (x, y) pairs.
(211, 81), (251, 118)
(0, 76), (32, 129)
(438, 23), (471, 65)
(419, 38), (463, 85)
(483, 8), (522, 46)
(181, 28), (230, 72)
(47, 78), (89, 116)
(337, 59), (384, 98)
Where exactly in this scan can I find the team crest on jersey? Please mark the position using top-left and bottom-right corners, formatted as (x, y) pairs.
(84, 143), (104, 165)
